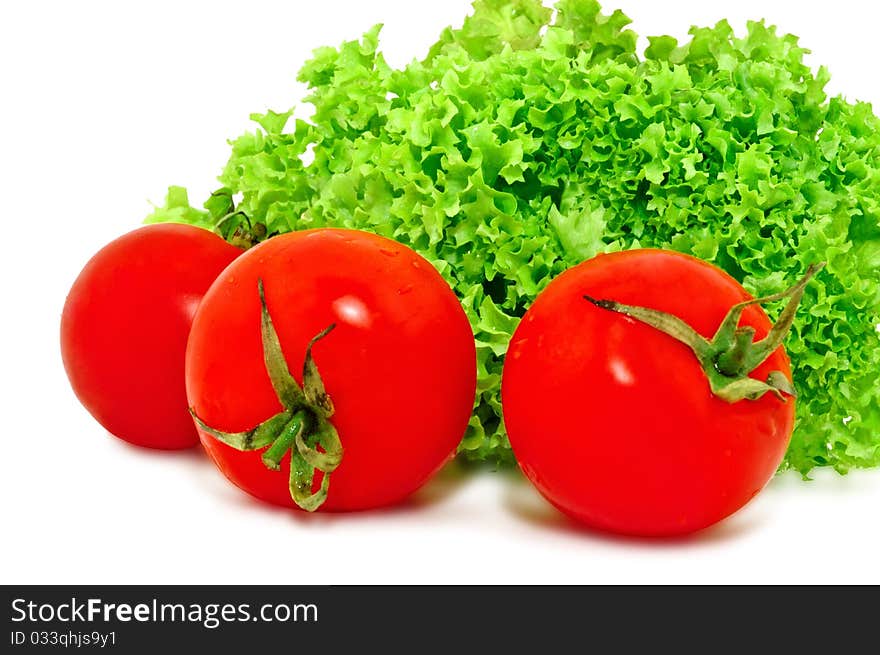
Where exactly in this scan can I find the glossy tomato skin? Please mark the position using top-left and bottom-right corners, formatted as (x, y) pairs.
(502, 250), (795, 537)
(186, 229), (477, 512)
(61, 224), (242, 449)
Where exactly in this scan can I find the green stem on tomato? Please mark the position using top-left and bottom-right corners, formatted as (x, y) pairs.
(261, 411), (310, 471)
(584, 263), (825, 403)
(189, 279), (342, 511)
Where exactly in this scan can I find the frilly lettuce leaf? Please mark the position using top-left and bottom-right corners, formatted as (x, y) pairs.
(148, 0), (880, 474)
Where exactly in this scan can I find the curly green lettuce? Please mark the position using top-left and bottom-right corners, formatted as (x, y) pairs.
(149, 0), (880, 474)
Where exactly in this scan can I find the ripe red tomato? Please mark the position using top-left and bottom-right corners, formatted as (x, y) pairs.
(186, 228), (476, 512)
(61, 224), (242, 449)
(502, 249), (809, 537)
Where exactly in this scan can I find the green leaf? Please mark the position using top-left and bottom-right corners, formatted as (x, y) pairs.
(145, 186), (212, 227)
(250, 109), (294, 135)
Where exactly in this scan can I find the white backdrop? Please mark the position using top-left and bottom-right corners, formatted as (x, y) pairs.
(1, 0), (878, 584)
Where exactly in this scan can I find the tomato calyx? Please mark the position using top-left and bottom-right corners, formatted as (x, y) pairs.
(584, 262), (825, 403)
(190, 279), (342, 511)
(209, 189), (268, 249)
(215, 211), (267, 249)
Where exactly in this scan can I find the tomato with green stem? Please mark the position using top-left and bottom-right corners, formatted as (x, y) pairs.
(502, 249), (822, 537)
(186, 228), (477, 512)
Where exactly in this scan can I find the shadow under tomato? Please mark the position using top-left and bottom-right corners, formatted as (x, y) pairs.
(195, 458), (476, 523)
(500, 467), (768, 548)
(407, 459), (475, 508)
(107, 431), (207, 462)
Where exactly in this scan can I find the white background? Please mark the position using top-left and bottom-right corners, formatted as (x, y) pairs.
(2, 0), (879, 585)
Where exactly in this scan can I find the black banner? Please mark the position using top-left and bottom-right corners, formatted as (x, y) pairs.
(1, 585), (872, 651)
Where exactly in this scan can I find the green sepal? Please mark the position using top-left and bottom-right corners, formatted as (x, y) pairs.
(582, 295), (714, 361)
(189, 408), (292, 451)
(707, 263), (825, 375)
(302, 324), (336, 418)
(259, 279), (307, 409)
(296, 418), (344, 473)
(290, 451), (331, 512)
(708, 372), (790, 403)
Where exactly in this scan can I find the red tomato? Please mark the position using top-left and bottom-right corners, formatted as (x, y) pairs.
(61, 224), (242, 449)
(502, 249), (801, 537)
(186, 229), (476, 512)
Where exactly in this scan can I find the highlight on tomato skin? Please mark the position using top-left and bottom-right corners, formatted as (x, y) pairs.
(186, 228), (478, 513)
(60, 224), (243, 450)
(501, 249), (806, 538)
